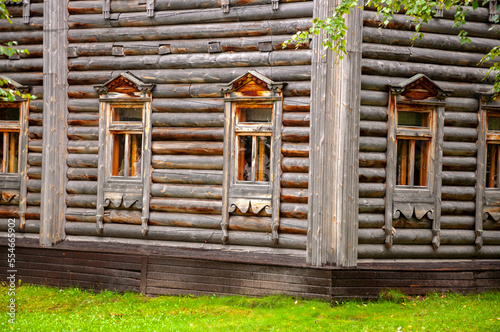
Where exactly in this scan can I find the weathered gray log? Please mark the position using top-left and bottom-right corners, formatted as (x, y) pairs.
(359, 136), (386, 152)
(441, 201), (475, 215)
(441, 186), (476, 201)
(152, 142), (223, 155)
(359, 183), (385, 198)
(359, 152), (386, 168)
(29, 112), (44, 126)
(360, 90), (388, 106)
(444, 97), (479, 112)
(69, 51), (312, 71)
(358, 244), (500, 259)
(68, 2), (314, 29)
(152, 112), (223, 127)
(28, 153), (42, 166)
(281, 188), (308, 204)
(442, 171), (476, 186)
(484, 220), (500, 230)
(359, 229), (500, 245)
(360, 105), (387, 121)
(67, 181), (98, 195)
(0, 205), (19, 218)
(0, 58), (43, 72)
(67, 168), (99, 181)
(68, 67), (311, 85)
(67, 127), (99, 140)
(151, 183), (222, 199)
(67, 112), (99, 126)
(443, 142), (477, 157)
(67, 141), (99, 154)
(359, 120), (387, 137)
(359, 167), (385, 183)
(281, 172), (308, 188)
(441, 216), (474, 229)
(26, 206), (40, 220)
(27, 179), (41, 193)
(282, 112), (310, 127)
(27, 166), (41, 179)
(67, 154), (98, 168)
(152, 169), (223, 185)
(281, 157), (309, 173)
(282, 127), (309, 143)
(444, 112), (478, 127)
(443, 127), (477, 142)
(66, 194), (97, 208)
(28, 100), (44, 112)
(280, 202), (307, 219)
(358, 213), (384, 228)
(153, 99), (224, 112)
(67, 99), (99, 112)
(281, 142), (308, 157)
(6, 2), (43, 17)
(68, 18), (312, 43)
(29, 126), (43, 139)
(0, 17), (43, 32)
(0, 219), (39, 233)
(0, 31), (43, 45)
(442, 156), (477, 171)
(359, 198), (385, 213)
(283, 97), (310, 112)
(152, 155), (223, 170)
(28, 140), (43, 152)
(152, 127), (224, 141)
(362, 59), (494, 84)
(27, 193), (41, 206)
(149, 212), (221, 228)
(150, 197), (222, 214)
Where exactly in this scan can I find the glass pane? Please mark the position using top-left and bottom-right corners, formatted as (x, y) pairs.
(0, 133), (3, 173)
(237, 136), (253, 182)
(238, 107), (272, 123)
(488, 115), (500, 131)
(128, 134), (142, 177)
(112, 107), (142, 122)
(413, 140), (429, 187)
(112, 134), (125, 176)
(487, 144), (500, 188)
(396, 139), (410, 186)
(256, 136), (271, 182)
(0, 107), (20, 122)
(398, 111), (429, 128)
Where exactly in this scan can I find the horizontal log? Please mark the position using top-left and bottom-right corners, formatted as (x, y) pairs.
(358, 213), (384, 228)
(359, 229), (500, 245)
(281, 157), (308, 173)
(359, 120), (387, 137)
(359, 136), (386, 152)
(65, 222), (306, 250)
(441, 201), (475, 215)
(27, 166), (41, 180)
(69, 50), (312, 71)
(152, 141), (223, 155)
(442, 171), (476, 186)
(280, 202), (307, 219)
(29, 112), (43, 126)
(6, 2), (43, 17)
(0, 218), (39, 233)
(154, 98), (223, 112)
(441, 186), (476, 201)
(68, 66), (311, 85)
(358, 244), (500, 259)
(29, 126), (43, 139)
(359, 198), (385, 213)
(28, 152), (42, 166)
(67, 181), (98, 195)
(152, 155), (223, 170)
(360, 90), (388, 107)
(27, 179), (41, 193)
(443, 142), (476, 157)
(67, 99), (98, 112)
(68, 126), (99, 140)
(281, 142), (308, 157)
(28, 140), (43, 152)
(359, 183), (385, 198)
(26, 193), (40, 206)
(283, 112), (310, 127)
(359, 105), (387, 121)
(282, 127), (309, 143)
(150, 197), (221, 214)
(68, 112), (99, 126)
(150, 211), (221, 228)
(151, 183), (222, 200)
(67, 154), (98, 168)
(67, 140), (98, 154)
(152, 169), (223, 185)
(442, 156), (477, 171)
(281, 188), (308, 204)
(444, 112), (478, 127)
(281, 172), (308, 188)
(359, 152), (386, 168)
(68, 2), (313, 29)
(443, 127), (477, 142)
(0, 17), (42, 31)
(441, 216), (474, 229)
(67, 168), (99, 181)
(152, 112), (223, 126)
(0, 205), (18, 218)
(0, 58), (43, 72)
(359, 167), (385, 183)
(283, 97), (310, 112)
(152, 127), (223, 141)
(66, 194), (97, 208)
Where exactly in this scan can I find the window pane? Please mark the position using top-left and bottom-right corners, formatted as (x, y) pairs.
(488, 115), (500, 131)
(487, 144), (500, 188)
(396, 139), (410, 186)
(398, 111), (429, 128)
(256, 136), (271, 182)
(238, 107), (272, 123)
(112, 107), (142, 122)
(112, 134), (125, 176)
(414, 140), (429, 187)
(237, 136), (253, 181)
(0, 107), (20, 121)
(128, 134), (142, 178)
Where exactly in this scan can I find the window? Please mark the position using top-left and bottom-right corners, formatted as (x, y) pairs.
(222, 71), (283, 245)
(385, 74), (447, 249)
(0, 104), (21, 174)
(485, 112), (500, 188)
(95, 72), (154, 236)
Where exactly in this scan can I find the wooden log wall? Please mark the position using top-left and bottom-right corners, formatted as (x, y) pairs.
(359, 6), (500, 258)
(0, 0), (44, 234)
(65, 0), (312, 250)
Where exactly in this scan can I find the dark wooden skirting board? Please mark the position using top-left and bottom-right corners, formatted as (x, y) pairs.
(1, 238), (498, 299)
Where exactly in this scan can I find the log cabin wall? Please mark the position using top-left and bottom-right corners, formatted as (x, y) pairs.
(0, 0), (44, 235)
(64, 0), (312, 252)
(359, 5), (500, 259)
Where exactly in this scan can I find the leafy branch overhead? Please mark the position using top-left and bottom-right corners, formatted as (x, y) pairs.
(0, 0), (33, 101)
(284, 0), (500, 93)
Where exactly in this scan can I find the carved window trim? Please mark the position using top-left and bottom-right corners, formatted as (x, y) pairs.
(222, 71), (284, 246)
(0, 76), (30, 229)
(95, 72), (154, 236)
(477, 91), (500, 249)
(385, 74), (448, 249)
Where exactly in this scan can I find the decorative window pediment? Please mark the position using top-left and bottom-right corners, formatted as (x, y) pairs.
(385, 74), (448, 249)
(222, 71), (284, 246)
(94, 72), (154, 236)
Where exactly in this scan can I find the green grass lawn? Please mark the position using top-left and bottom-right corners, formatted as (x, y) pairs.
(1, 285), (499, 331)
